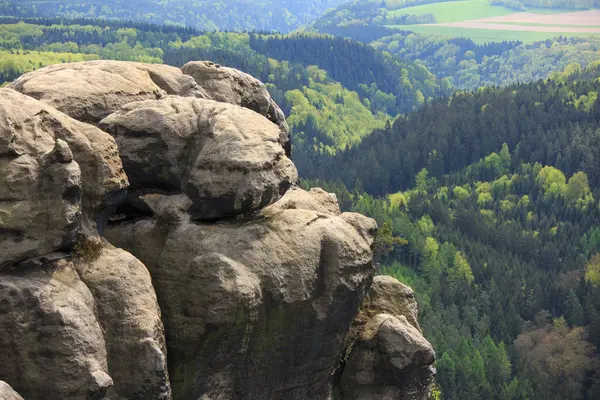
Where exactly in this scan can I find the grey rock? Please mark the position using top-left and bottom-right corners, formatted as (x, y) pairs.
(338, 276), (436, 400)
(8, 60), (205, 124)
(99, 96), (297, 220)
(104, 187), (377, 400)
(0, 264), (113, 399)
(181, 61), (291, 156)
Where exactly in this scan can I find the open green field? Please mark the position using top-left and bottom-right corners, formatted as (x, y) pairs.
(383, 1), (600, 44)
(386, 0), (515, 23)
(393, 24), (600, 44)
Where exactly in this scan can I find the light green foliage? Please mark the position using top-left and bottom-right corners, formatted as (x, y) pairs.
(423, 236), (440, 258)
(415, 168), (430, 193)
(388, 192), (409, 210)
(0, 49), (98, 82)
(417, 215), (435, 236)
(535, 167), (595, 207)
(536, 165), (566, 198)
(286, 80), (388, 152)
(450, 251), (475, 286)
(565, 171), (594, 207)
(586, 253), (600, 287)
(500, 199), (514, 213)
(518, 195), (530, 208)
(453, 185), (471, 200)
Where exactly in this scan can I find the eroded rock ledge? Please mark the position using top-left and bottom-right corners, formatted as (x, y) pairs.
(0, 60), (434, 400)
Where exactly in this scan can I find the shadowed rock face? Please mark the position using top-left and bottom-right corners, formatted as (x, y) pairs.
(0, 247), (169, 400)
(104, 188), (377, 400)
(0, 60), (432, 400)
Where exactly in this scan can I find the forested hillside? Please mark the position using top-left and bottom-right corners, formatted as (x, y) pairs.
(373, 34), (600, 90)
(0, 0), (348, 32)
(302, 65), (600, 399)
(301, 63), (600, 192)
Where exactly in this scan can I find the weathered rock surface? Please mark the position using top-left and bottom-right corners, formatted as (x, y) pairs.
(104, 187), (377, 400)
(275, 186), (341, 216)
(0, 89), (128, 267)
(0, 246), (170, 400)
(338, 276), (436, 400)
(0, 263), (113, 399)
(181, 61), (291, 155)
(99, 96), (297, 220)
(76, 246), (171, 400)
(8, 60), (205, 124)
(9, 60), (291, 156)
(0, 381), (24, 400)
(1, 60), (432, 400)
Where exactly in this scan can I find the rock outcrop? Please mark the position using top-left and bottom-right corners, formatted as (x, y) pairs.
(181, 61), (291, 155)
(99, 96), (296, 220)
(0, 60), (434, 400)
(0, 88), (127, 267)
(0, 246), (169, 400)
(104, 187), (376, 399)
(338, 276), (436, 400)
(8, 61), (205, 124)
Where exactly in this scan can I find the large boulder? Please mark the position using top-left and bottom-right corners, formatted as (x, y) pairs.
(99, 96), (297, 220)
(8, 60), (205, 124)
(104, 187), (377, 400)
(0, 89), (128, 267)
(182, 61), (291, 155)
(0, 246), (170, 400)
(0, 264), (113, 399)
(76, 245), (171, 400)
(338, 276), (436, 400)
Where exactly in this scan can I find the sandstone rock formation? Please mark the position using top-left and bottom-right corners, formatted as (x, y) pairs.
(0, 88), (127, 267)
(338, 276), (436, 400)
(0, 246), (169, 400)
(99, 96), (297, 220)
(181, 61), (291, 155)
(0, 60), (434, 400)
(104, 187), (377, 399)
(8, 61), (205, 124)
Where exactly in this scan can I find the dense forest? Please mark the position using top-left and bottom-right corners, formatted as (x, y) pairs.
(0, 0), (348, 32)
(302, 64), (600, 399)
(300, 63), (600, 193)
(373, 34), (600, 91)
